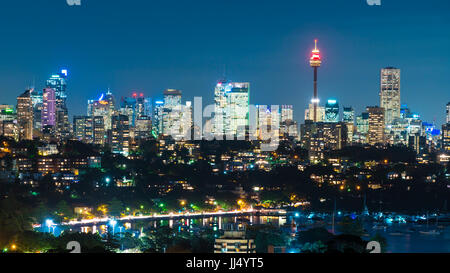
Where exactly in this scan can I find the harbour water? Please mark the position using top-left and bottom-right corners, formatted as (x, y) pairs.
(44, 212), (450, 253)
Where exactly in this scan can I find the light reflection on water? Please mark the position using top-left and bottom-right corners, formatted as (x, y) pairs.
(66, 215), (449, 253)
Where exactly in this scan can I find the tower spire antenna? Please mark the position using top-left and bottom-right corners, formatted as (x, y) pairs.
(309, 39), (322, 122)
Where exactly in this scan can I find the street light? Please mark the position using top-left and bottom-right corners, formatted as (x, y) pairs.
(45, 219), (55, 233)
(109, 219), (117, 235)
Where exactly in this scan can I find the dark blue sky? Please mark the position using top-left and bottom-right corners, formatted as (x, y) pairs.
(0, 0), (449, 125)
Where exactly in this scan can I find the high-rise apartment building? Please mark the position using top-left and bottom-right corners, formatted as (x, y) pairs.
(17, 89), (34, 141)
(367, 106), (385, 145)
(110, 114), (130, 156)
(301, 121), (348, 162)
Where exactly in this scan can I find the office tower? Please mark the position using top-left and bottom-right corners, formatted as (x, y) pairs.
(446, 102), (450, 124)
(281, 105), (293, 122)
(152, 100), (164, 137)
(162, 89), (183, 138)
(343, 107), (354, 123)
(325, 99), (339, 122)
(256, 105), (280, 140)
(88, 92), (116, 130)
(135, 116), (152, 139)
(280, 105), (297, 137)
(0, 105), (15, 122)
(301, 121), (347, 162)
(380, 67), (401, 127)
(343, 107), (355, 144)
(110, 114), (130, 156)
(119, 92), (152, 128)
(182, 101), (193, 139)
(214, 81), (250, 138)
(30, 89), (43, 130)
(309, 40), (322, 122)
(41, 88), (56, 129)
(356, 112), (369, 134)
(305, 104), (325, 122)
(46, 70), (70, 139)
(442, 124), (450, 152)
(367, 106), (385, 145)
(17, 89), (34, 140)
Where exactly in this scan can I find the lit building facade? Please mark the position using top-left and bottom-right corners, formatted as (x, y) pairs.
(88, 91), (116, 130)
(343, 107), (355, 144)
(16, 89), (34, 141)
(380, 67), (401, 127)
(214, 81), (250, 138)
(42, 88), (56, 129)
(110, 114), (130, 156)
(325, 99), (339, 123)
(442, 123), (450, 152)
(367, 106), (385, 146)
(446, 102), (450, 124)
(301, 121), (348, 162)
(46, 70), (70, 139)
(305, 103), (325, 122)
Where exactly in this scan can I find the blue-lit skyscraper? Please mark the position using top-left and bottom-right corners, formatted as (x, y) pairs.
(325, 99), (339, 123)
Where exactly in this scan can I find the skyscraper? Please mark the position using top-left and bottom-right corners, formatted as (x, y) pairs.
(73, 116), (93, 143)
(356, 112), (369, 134)
(446, 102), (450, 124)
(367, 106), (385, 146)
(380, 67), (401, 127)
(442, 124), (450, 152)
(343, 107), (355, 144)
(325, 99), (339, 122)
(30, 89), (43, 130)
(88, 91), (116, 130)
(214, 81), (250, 138)
(41, 88), (56, 129)
(343, 107), (355, 123)
(110, 114), (130, 156)
(309, 40), (322, 123)
(46, 70), (70, 139)
(305, 103), (325, 122)
(281, 105), (294, 122)
(162, 89), (183, 138)
(152, 100), (164, 137)
(17, 89), (34, 141)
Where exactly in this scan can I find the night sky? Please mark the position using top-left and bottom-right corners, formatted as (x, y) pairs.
(0, 0), (449, 125)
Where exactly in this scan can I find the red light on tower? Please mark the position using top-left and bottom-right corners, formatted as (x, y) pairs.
(132, 92), (137, 98)
(309, 39), (321, 123)
(310, 39), (322, 67)
(140, 93), (144, 97)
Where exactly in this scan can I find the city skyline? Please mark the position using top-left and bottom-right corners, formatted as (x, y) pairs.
(0, 0), (449, 125)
